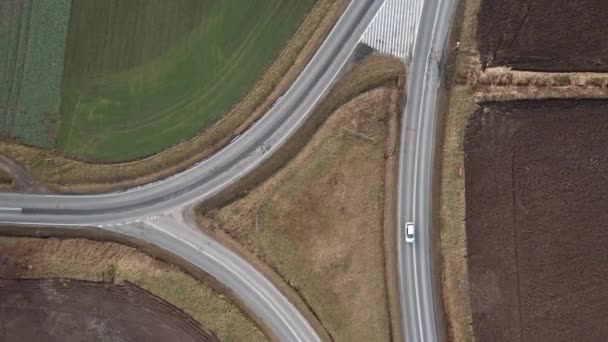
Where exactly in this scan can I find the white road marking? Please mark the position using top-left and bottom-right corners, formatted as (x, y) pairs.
(144, 220), (306, 341)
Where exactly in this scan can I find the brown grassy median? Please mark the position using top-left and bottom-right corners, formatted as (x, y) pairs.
(0, 0), (349, 193)
(0, 237), (267, 342)
(197, 53), (405, 341)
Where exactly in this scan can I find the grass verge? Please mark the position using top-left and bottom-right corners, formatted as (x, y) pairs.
(440, 85), (475, 342)
(0, 236), (268, 342)
(439, 0), (480, 341)
(0, 0), (349, 192)
(197, 53), (405, 340)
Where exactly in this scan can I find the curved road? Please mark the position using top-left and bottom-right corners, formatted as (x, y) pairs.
(0, 0), (385, 226)
(397, 0), (457, 341)
(0, 0), (458, 340)
(0, 1), (385, 341)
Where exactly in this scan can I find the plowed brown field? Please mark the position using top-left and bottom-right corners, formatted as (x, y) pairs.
(0, 278), (218, 342)
(464, 100), (608, 341)
(477, 0), (608, 71)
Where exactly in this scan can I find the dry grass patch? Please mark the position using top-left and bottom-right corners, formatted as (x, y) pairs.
(440, 86), (476, 342)
(200, 86), (400, 341)
(451, 0), (481, 82)
(439, 0), (479, 341)
(0, 237), (267, 342)
(0, 169), (14, 190)
(0, 0), (348, 193)
(467, 68), (608, 101)
(476, 83), (608, 102)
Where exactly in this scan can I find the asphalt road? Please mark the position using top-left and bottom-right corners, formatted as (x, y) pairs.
(0, 1), (385, 341)
(2, 214), (320, 341)
(0, 0), (385, 227)
(144, 214), (322, 342)
(397, 0), (457, 341)
(0, 0), (459, 340)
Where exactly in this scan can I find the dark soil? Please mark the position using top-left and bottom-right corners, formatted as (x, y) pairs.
(464, 100), (608, 342)
(0, 278), (219, 342)
(477, 0), (608, 71)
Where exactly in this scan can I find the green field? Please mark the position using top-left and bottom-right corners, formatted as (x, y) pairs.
(58, 0), (317, 161)
(0, 0), (70, 148)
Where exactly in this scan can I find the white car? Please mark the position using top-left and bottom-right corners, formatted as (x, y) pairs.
(405, 222), (415, 243)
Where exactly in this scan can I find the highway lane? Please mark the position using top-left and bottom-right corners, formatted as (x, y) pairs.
(397, 0), (457, 341)
(0, 0), (386, 227)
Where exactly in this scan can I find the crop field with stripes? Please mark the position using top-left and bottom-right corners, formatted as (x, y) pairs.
(0, 0), (70, 148)
(0, 0), (316, 161)
(58, 0), (317, 161)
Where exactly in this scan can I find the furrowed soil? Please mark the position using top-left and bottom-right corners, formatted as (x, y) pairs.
(477, 0), (608, 71)
(0, 278), (218, 341)
(441, 0), (608, 340)
(0, 0), (70, 148)
(200, 83), (401, 341)
(464, 100), (608, 341)
(59, 0), (317, 161)
(0, 237), (267, 342)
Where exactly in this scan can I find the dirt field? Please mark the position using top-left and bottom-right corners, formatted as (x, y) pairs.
(0, 237), (267, 342)
(440, 0), (608, 340)
(464, 100), (608, 341)
(453, 0), (608, 102)
(477, 0), (608, 71)
(200, 83), (401, 341)
(0, 278), (218, 342)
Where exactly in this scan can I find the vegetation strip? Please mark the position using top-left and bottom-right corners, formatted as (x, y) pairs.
(477, 0), (608, 72)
